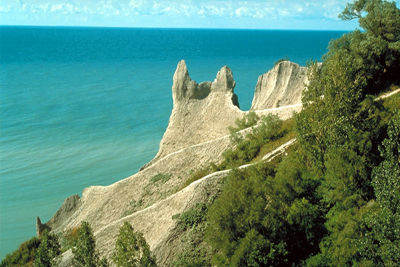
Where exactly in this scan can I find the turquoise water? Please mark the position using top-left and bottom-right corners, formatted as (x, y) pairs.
(0, 26), (345, 259)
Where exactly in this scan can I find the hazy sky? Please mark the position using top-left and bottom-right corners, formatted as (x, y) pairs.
(1, 0), (397, 30)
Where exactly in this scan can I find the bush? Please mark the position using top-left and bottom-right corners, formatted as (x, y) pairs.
(62, 225), (81, 251)
(34, 230), (61, 267)
(0, 237), (40, 267)
(173, 202), (215, 267)
(112, 222), (156, 267)
(207, 150), (325, 266)
(150, 173), (172, 184)
(72, 221), (108, 267)
(228, 111), (259, 134)
(357, 111), (400, 265)
(173, 203), (208, 231)
(221, 114), (283, 168)
(180, 165), (217, 190)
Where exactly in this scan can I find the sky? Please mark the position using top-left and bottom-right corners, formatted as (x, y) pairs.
(0, 0), (397, 30)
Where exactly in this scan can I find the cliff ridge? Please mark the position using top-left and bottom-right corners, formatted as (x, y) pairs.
(44, 60), (308, 266)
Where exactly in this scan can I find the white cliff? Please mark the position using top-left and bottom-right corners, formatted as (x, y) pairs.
(44, 60), (308, 266)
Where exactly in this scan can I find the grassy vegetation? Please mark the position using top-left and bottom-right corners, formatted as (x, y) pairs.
(150, 173), (172, 184)
(122, 199), (144, 217)
(179, 165), (219, 190)
(228, 111), (259, 134)
(0, 237), (40, 267)
(179, 114), (296, 191)
(172, 203), (208, 231)
(220, 114), (288, 169)
(172, 222), (213, 267)
(172, 201), (216, 267)
(60, 225), (81, 252)
(251, 118), (296, 162)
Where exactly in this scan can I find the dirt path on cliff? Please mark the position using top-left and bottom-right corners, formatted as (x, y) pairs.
(157, 88), (399, 191)
(375, 87), (400, 101)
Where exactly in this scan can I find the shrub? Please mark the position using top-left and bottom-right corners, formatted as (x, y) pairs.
(181, 164), (219, 189)
(72, 221), (108, 267)
(221, 114), (283, 168)
(172, 202), (215, 267)
(228, 111), (259, 134)
(173, 203), (208, 231)
(0, 237), (40, 267)
(150, 173), (172, 184)
(34, 231), (61, 267)
(62, 225), (81, 251)
(112, 222), (156, 267)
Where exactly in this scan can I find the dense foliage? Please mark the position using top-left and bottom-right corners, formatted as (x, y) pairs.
(113, 222), (156, 267)
(34, 231), (61, 267)
(221, 114), (283, 169)
(0, 237), (40, 267)
(204, 0), (400, 266)
(72, 221), (108, 267)
(295, 0), (400, 265)
(172, 203), (215, 267)
(228, 111), (260, 134)
(357, 111), (400, 266)
(207, 153), (325, 266)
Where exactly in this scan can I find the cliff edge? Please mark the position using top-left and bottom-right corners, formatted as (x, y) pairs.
(152, 60), (243, 162)
(43, 60), (308, 266)
(251, 60), (308, 110)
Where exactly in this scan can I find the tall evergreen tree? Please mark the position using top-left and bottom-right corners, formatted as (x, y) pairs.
(72, 221), (108, 267)
(358, 111), (400, 266)
(296, 1), (400, 265)
(113, 222), (156, 267)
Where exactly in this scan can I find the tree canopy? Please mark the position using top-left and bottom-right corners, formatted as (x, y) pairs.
(206, 0), (400, 266)
(112, 222), (156, 267)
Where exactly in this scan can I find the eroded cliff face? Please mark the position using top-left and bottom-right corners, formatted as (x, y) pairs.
(251, 61), (308, 110)
(45, 60), (308, 266)
(152, 60), (243, 162)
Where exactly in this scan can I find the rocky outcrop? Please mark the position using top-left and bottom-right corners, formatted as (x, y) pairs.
(36, 217), (50, 237)
(251, 61), (308, 110)
(46, 194), (81, 231)
(152, 60), (243, 161)
(48, 60), (308, 266)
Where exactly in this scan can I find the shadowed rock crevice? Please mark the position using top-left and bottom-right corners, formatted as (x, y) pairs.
(36, 217), (51, 238)
(172, 60), (212, 101)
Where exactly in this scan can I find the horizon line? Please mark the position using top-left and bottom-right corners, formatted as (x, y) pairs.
(0, 24), (353, 32)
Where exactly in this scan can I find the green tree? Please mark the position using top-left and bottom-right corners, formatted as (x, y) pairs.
(34, 231), (61, 267)
(72, 221), (108, 267)
(207, 153), (324, 266)
(228, 111), (259, 134)
(112, 222), (156, 267)
(340, 0), (400, 93)
(206, 165), (285, 266)
(222, 114), (283, 168)
(296, 1), (400, 264)
(0, 237), (40, 267)
(358, 111), (400, 266)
